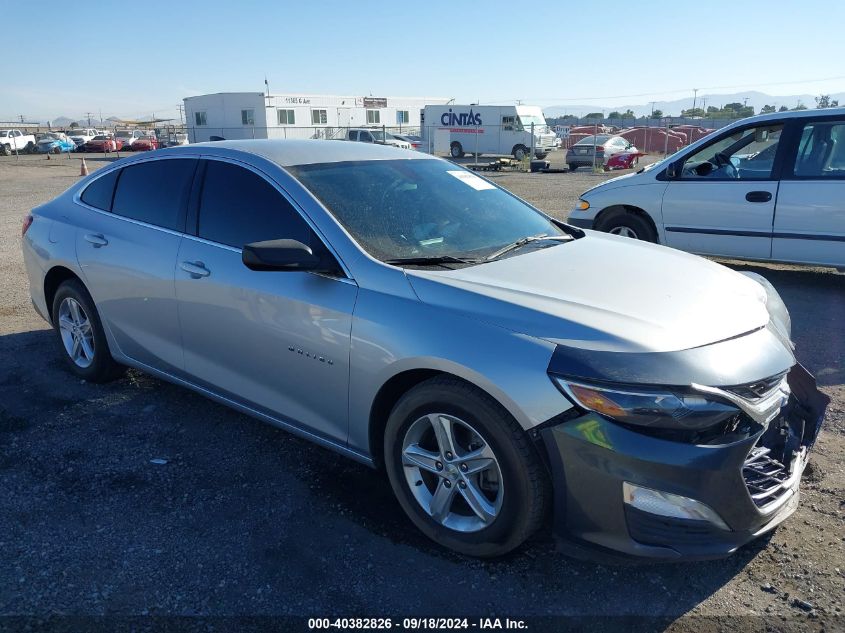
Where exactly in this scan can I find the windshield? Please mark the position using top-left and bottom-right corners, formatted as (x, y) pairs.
(289, 159), (564, 262)
(575, 135), (611, 146)
(518, 115), (546, 128)
(40, 133), (62, 140)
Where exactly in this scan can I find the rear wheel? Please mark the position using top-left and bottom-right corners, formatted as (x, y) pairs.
(384, 376), (549, 557)
(1, 144), (11, 156)
(568, 164), (578, 172)
(51, 280), (125, 382)
(450, 142), (464, 158)
(513, 145), (528, 161)
(595, 208), (657, 242)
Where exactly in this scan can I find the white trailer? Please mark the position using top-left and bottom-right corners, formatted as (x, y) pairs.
(420, 104), (557, 160)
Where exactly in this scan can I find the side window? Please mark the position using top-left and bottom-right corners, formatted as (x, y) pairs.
(198, 161), (311, 249)
(680, 124), (783, 180)
(80, 168), (120, 211)
(792, 120), (845, 178)
(360, 132), (373, 143)
(112, 159), (196, 231)
(348, 131), (358, 141)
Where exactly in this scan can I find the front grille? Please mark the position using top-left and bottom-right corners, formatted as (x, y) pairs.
(743, 445), (791, 509)
(726, 372), (787, 401)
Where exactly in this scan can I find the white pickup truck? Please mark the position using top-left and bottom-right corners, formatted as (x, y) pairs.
(0, 129), (36, 155)
(67, 128), (97, 149)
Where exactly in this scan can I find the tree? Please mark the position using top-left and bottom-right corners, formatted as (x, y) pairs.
(561, 114), (578, 120)
(621, 109), (636, 119)
(778, 106), (789, 112)
(69, 122), (79, 129)
(792, 102), (808, 111)
(584, 112), (604, 119)
(681, 107), (706, 118)
(607, 111), (622, 119)
(815, 94), (839, 108)
(760, 104), (776, 114)
(651, 109), (663, 118)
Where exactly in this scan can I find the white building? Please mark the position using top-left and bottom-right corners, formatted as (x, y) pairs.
(183, 92), (451, 143)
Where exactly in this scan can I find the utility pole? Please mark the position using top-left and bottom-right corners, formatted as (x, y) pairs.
(19, 115), (25, 123)
(177, 104), (185, 126)
(692, 88), (698, 115)
(84, 112), (94, 126)
(650, 101), (656, 117)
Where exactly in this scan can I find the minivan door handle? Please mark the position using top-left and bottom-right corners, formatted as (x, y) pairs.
(83, 233), (108, 247)
(180, 261), (210, 278)
(745, 191), (772, 203)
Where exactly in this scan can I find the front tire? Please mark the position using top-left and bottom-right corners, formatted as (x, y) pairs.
(513, 145), (528, 161)
(568, 164), (578, 172)
(384, 376), (549, 557)
(595, 208), (657, 242)
(51, 280), (125, 383)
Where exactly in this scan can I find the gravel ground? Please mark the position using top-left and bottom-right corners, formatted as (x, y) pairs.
(0, 152), (843, 632)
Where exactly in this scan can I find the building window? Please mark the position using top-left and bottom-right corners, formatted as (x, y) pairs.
(195, 111), (207, 126)
(396, 110), (409, 124)
(366, 110), (380, 125)
(241, 109), (255, 125)
(277, 109), (295, 125)
(311, 109), (327, 125)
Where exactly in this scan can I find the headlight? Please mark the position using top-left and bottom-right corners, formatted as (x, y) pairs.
(551, 377), (739, 430)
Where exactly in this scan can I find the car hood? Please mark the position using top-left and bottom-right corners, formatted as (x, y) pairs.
(405, 232), (771, 353)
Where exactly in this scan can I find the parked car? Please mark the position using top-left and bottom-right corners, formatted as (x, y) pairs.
(114, 129), (145, 150)
(567, 108), (845, 269)
(83, 135), (123, 153)
(0, 129), (36, 155)
(67, 128), (97, 149)
(21, 139), (828, 561)
(132, 135), (159, 151)
(35, 132), (76, 154)
(393, 134), (422, 150)
(566, 135), (637, 171)
(161, 132), (189, 148)
(346, 128), (411, 149)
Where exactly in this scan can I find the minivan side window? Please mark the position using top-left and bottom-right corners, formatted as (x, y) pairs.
(80, 168), (120, 211)
(679, 124), (783, 180)
(111, 159), (196, 231)
(792, 120), (845, 178)
(198, 161), (311, 249)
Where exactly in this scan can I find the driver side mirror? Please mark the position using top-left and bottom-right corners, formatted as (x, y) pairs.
(242, 239), (323, 272)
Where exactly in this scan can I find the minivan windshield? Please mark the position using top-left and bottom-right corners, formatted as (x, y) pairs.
(290, 159), (566, 263)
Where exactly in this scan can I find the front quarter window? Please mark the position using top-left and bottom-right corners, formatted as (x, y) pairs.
(289, 159), (566, 263)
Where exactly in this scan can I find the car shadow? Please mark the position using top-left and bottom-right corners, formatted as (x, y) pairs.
(0, 328), (764, 622)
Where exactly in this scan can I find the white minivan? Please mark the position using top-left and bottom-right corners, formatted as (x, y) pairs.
(567, 108), (845, 269)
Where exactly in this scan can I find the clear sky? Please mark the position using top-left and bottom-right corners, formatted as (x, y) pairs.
(3, 0), (845, 122)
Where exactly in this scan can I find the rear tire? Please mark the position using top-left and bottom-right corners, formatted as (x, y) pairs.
(51, 280), (125, 383)
(568, 164), (578, 172)
(384, 376), (549, 557)
(450, 142), (464, 158)
(595, 208), (657, 242)
(513, 145), (528, 161)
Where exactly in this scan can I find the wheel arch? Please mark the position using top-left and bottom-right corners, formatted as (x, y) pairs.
(594, 204), (659, 242)
(43, 265), (85, 325)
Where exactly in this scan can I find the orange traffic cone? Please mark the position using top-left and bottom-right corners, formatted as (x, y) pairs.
(80, 156), (89, 176)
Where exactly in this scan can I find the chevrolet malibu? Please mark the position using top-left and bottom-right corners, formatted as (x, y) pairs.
(21, 140), (828, 560)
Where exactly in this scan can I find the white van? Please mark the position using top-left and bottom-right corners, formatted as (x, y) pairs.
(420, 104), (557, 160)
(566, 108), (845, 269)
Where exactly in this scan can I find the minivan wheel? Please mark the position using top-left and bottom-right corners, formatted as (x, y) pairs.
(51, 280), (125, 382)
(384, 376), (549, 557)
(450, 142), (464, 158)
(596, 209), (657, 242)
(513, 145), (527, 161)
(568, 164), (578, 172)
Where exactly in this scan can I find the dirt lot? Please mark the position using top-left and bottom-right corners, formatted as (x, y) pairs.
(0, 153), (843, 632)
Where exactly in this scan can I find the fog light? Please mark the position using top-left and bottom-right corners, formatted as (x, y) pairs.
(623, 482), (730, 531)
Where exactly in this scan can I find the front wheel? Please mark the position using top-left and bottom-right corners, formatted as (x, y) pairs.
(513, 145), (528, 161)
(384, 377), (549, 557)
(595, 208), (657, 242)
(51, 280), (125, 382)
(568, 164), (578, 172)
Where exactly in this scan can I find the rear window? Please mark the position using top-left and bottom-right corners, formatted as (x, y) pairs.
(112, 159), (196, 231)
(80, 169), (120, 211)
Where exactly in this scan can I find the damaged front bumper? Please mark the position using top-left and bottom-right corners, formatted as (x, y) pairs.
(541, 364), (829, 561)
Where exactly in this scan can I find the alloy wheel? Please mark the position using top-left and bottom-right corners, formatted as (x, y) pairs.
(609, 226), (639, 239)
(401, 413), (504, 533)
(58, 297), (95, 368)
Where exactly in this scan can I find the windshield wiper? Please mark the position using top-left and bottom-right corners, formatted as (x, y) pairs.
(383, 255), (482, 267)
(485, 234), (572, 262)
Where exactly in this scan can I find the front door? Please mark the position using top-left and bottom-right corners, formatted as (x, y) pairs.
(661, 122), (784, 259)
(75, 158), (197, 374)
(175, 159), (358, 444)
(773, 117), (845, 267)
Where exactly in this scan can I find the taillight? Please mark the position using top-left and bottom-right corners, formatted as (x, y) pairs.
(22, 214), (33, 237)
(596, 145), (605, 151)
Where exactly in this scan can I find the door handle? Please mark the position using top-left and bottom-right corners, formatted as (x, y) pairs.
(745, 191), (772, 203)
(180, 261), (210, 278)
(84, 233), (108, 247)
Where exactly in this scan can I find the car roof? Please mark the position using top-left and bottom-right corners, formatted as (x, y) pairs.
(723, 106), (845, 126)
(181, 138), (434, 166)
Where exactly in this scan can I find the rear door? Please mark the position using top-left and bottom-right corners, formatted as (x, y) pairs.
(661, 121), (784, 259)
(175, 158), (358, 444)
(75, 157), (197, 374)
(773, 116), (845, 267)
